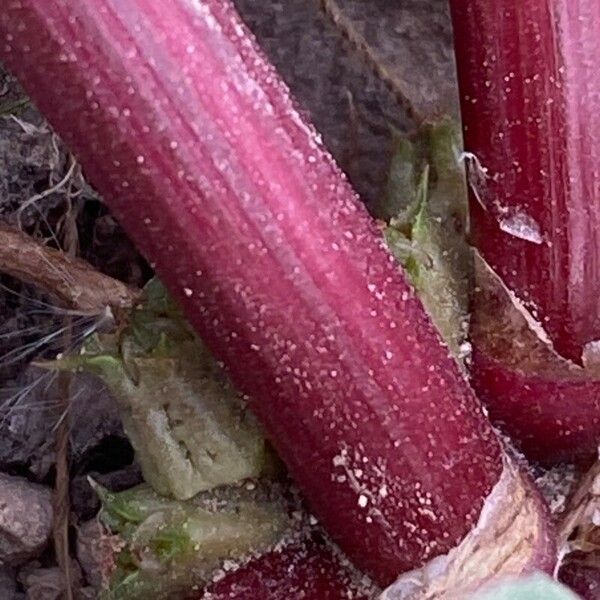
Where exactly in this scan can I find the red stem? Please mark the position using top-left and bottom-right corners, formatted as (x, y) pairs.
(450, 0), (600, 459)
(0, 0), (503, 583)
(473, 350), (600, 462)
(197, 540), (373, 600)
(451, 0), (600, 363)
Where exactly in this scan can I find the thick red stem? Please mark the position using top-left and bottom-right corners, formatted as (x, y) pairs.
(0, 0), (503, 583)
(450, 0), (600, 459)
(451, 0), (600, 363)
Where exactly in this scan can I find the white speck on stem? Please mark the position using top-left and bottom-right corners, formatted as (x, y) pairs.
(499, 212), (543, 244)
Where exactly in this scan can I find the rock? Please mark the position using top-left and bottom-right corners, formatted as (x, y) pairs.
(324, 0), (459, 118)
(18, 562), (84, 600)
(0, 473), (52, 565)
(0, 566), (17, 600)
(0, 367), (130, 481)
(76, 521), (123, 592)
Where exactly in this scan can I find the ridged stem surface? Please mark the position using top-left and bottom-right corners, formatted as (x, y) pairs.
(0, 0), (502, 582)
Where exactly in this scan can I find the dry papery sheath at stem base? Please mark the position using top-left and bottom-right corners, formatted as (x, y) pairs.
(450, 0), (600, 460)
(0, 0), (553, 589)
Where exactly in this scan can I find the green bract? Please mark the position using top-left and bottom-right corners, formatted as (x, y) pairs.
(46, 280), (271, 500)
(382, 119), (471, 358)
(93, 482), (290, 599)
